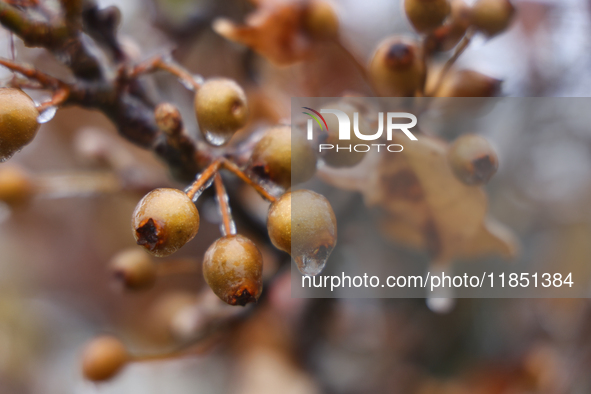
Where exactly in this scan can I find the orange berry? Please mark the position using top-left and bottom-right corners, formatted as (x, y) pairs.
(110, 248), (157, 291)
(81, 336), (128, 382)
(132, 188), (200, 257)
(368, 37), (424, 97)
(203, 235), (263, 306)
(404, 0), (451, 33)
(248, 125), (317, 189)
(194, 78), (249, 146)
(471, 0), (515, 37)
(448, 133), (498, 185)
(0, 88), (39, 161)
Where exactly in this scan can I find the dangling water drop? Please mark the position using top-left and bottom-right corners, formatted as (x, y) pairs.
(203, 130), (232, 146)
(37, 106), (57, 124)
(295, 247), (332, 276)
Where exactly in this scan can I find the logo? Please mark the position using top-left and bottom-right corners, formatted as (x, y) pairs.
(303, 107), (417, 153)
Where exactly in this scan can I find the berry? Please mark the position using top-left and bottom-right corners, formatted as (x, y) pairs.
(202, 235), (263, 306)
(303, 0), (339, 40)
(471, 0), (515, 37)
(448, 133), (498, 185)
(404, 0), (451, 33)
(321, 100), (369, 168)
(81, 336), (128, 382)
(194, 78), (249, 146)
(368, 37), (424, 97)
(436, 69), (501, 97)
(110, 248), (157, 291)
(267, 190), (336, 276)
(248, 125), (317, 190)
(0, 88), (40, 161)
(0, 165), (34, 207)
(132, 188), (200, 257)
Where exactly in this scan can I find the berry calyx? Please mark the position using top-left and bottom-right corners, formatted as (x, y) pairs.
(81, 336), (129, 382)
(267, 189), (337, 276)
(132, 188), (200, 257)
(194, 78), (249, 146)
(368, 37), (424, 97)
(202, 235), (263, 306)
(248, 125), (317, 190)
(110, 248), (157, 291)
(0, 88), (40, 161)
(448, 133), (498, 185)
(404, 0), (451, 33)
(471, 0), (515, 37)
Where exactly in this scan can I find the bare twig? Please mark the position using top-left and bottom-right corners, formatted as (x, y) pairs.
(221, 158), (277, 203)
(130, 56), (202, 91)
(0, 57), (64, 88)
(427, 28), (475, 97)
(185, 158), (223, 200)
(214, 173), (233, 236)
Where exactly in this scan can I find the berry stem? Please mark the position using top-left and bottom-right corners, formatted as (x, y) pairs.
(129, 56), (202, 91)
(220, 158), (277, 203)
(418, 38), (431, 97)
(185, 158), (223, 200)
(427, 28), (475, 97)
(0, 57), (65, 88)
(214, 173), (235, 236)
(129, 336), (220, 363)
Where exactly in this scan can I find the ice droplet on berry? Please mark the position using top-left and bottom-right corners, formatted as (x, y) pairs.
(37, 106), (57, 124)
(203, 130), (232, 146)
(296, 245), (332, 276)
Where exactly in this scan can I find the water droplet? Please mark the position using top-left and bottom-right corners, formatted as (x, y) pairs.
(426, 297), (456, 314)
(37, 106), (57, 124)
(203, 130), (232, 146)
(192, 74), (204, 85)
(295, 245), (333, 276)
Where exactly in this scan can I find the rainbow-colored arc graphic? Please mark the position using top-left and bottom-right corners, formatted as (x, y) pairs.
(302, 107), (329, 132)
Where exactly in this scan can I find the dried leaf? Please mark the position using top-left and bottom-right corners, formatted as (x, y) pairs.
(318, 133), (518, 263)
(213, 0), (312, 66)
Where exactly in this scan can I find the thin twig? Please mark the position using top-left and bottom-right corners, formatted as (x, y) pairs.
(0, 57), (64, 88)
(427, 28), (475, 97)
(418, 37), (431, 97)
(130, 56), (202, 91)
(221, 158), (277, 203)
(214, 173), (233, 236)
(185, 158), (223, 200)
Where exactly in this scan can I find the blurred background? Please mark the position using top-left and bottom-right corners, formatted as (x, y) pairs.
(1, 0), (591, 393)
